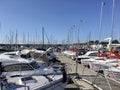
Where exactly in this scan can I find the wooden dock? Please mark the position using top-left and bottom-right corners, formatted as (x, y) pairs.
(54, 52), (120, 90)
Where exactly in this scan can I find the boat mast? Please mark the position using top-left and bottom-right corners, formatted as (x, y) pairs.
(109, 0), (115, 50)
(111, 0), (115, 41)
(98, 2), (105, 43)
(15, 29), (18, 50)
(88, 31), (91, 46)
(77, 20), (82, 44)
(27, 32), (29, 44)
(42, 27), (44, 48)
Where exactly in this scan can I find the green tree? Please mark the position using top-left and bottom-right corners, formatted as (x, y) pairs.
(89, 41), (94, 44)
(95, 40), (99, 44)
(100, 42), (108, 46)
(112, 39), (119, 44)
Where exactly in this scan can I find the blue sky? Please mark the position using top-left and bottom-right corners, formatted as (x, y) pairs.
(0, 0), (120, 44)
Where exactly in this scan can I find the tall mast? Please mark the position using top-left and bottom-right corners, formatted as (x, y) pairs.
(22, 32), (26, 44)
(111, 0), (115, 40)
(42, 27), (44, 48)
(15, 29), (18, 49)
(99, 2), (105, 43)
(15, 29), (18, 45)
(78, 20), (82, 44)
(88, 31), (91, 46)
(109, 0), (115, 50)
(27, 32), (29, 44)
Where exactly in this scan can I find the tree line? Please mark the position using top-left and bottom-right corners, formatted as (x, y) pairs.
(88, 39), (119, 45)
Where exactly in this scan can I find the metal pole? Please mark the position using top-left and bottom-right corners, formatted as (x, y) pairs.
(78, 20), (82, 44)
(78, 27), (80, 44)
(75, 20), (82, 74)
(42, 27), (44, 48)
(88, 31), (91, 46)
(24, 82), (26, 90)
(111, 0), (115, 41)
(99, 2), (105, 43)
(75, 50), (78, 74)
(71, 27), (73, 45)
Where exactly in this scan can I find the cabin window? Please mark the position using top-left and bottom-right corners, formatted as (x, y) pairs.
(5, 54), (16, 56)
(20, 63), (33, 71)
(3, 64), (20, 71)
(21, 53), (31, 59)
(3, 63), (33, 72)
(88, 53), (98, 56)
(30, 62), (40, 69)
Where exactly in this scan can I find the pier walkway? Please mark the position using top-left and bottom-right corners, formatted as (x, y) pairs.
(54, 52), (120, 90)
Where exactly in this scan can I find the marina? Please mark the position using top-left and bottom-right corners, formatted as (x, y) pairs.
(0, 0), (120, 90)
(0, 45), (120, 90)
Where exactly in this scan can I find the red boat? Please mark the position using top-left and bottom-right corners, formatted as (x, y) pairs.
(98, 46), (120, 59)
